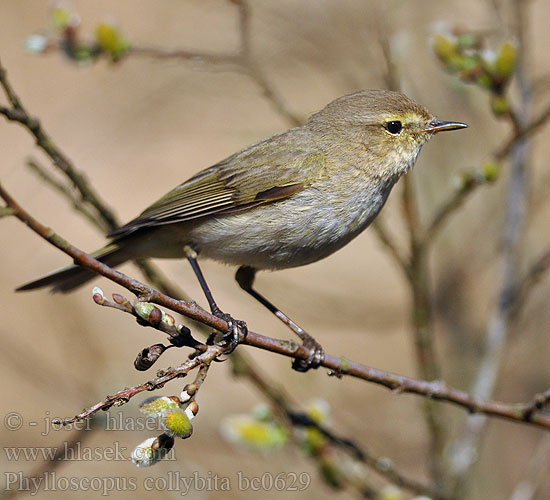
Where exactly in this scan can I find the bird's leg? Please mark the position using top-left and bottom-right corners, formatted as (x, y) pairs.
(184, 246), (247, 352)
(235, 266), (324, 372)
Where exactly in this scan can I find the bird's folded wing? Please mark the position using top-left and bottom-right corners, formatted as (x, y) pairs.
(108, 147), (327, 238)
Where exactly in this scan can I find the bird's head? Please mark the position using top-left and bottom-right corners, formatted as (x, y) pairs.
(307, 90), (468, 180)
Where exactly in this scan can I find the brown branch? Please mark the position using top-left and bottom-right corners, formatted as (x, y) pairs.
(235, 0), (302, 127)
(425, 100), (550, 246)
(371, 220), (410, 276)
(0, 58), (197, 306)
(4, 183), (550, 432)
(26, 158), (104, 231)
(423, 174), (490, 246)
(55, 343), (226, 425)
(126, 46), (241, 67)
(0, 60), (118, 229)
(402, 174), (446, 484)
(494, 101), (550, 161)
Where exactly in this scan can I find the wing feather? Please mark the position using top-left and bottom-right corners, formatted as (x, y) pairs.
(109, 130), (327, 238)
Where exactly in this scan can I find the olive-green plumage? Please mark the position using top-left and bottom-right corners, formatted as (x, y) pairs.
(17, 90), (467, 293)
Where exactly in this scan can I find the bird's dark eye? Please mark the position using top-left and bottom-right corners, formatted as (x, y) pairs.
(384, 121), (403, 134)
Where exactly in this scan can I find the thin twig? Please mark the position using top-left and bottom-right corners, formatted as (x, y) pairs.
(423, 101), (550, 248)
(126, 46), (241, 67)
(26, 158), (104, 231)
(235, 1), (302, 127)
(494, 101), (550, 161)
(371, 220), (410, 276)
(231, 348), (448, 500)
(55, 344), (226, 425)
(0, 60), (118, 229)
(509, 246), (550, 320)
(423, 175), (490, 245)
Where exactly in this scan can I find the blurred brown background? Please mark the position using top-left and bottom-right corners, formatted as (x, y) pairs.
(1, 1), (549, 499)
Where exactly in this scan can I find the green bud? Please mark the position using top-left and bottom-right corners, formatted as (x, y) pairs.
(305, 398), (331, 425)
(433, 34), (457, 63)
(476, 72), (494, 90)
(378, 485), (404, 500)
(52, 6), (72, 31)
(495, 42), (517, 79)
(133, 302), (156, 322)
(456, 33), (478, 50)
(220, 415), (288, 452)
(301, 427), (327, 455)
(95, 22), (129, 60)
(320, 457), (344, 488)
(139, 396), (180, 417)
(482, 161), (499, 182)
(460, 54), (480, 73)
(163, 408), (193, 439)
(491, 95), (510, 115)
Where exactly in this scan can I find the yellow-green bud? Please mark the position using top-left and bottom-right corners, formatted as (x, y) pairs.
(139, 396), (180, 417)
(163, 408), (193, 439)
(491, 95), (510, 116)
(433, 34), (457, 63)
(319, 457), (344, 489)
(482, 161), (499, 182)
(378, 485), (404, 500)
(95, 22), (129, 60)
(220, 415), (287, 452)
(495, 42), (517, 79)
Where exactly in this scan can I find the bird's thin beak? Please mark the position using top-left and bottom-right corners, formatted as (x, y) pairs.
(425, 120), (469, 133)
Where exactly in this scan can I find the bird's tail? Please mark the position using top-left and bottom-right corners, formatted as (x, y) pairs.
(16, 243), (132, 293)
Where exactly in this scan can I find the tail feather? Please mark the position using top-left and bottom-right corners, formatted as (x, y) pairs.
(16, 244), (130, 293)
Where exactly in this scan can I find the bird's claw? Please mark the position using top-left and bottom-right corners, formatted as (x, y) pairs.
(292, 335), (324, 372)
(211, 309), (247, 355)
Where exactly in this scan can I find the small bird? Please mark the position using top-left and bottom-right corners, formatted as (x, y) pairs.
(17, 90), (467, 369)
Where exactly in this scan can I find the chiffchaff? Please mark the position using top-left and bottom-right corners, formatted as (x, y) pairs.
(18, 90), (467, 368)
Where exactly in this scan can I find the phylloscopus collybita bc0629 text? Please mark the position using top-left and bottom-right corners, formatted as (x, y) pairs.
(18, 90), (467, 369)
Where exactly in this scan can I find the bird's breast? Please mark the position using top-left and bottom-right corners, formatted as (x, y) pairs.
(187, 174), (397, 270)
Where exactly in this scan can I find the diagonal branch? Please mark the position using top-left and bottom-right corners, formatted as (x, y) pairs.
(4, 181), (550, 432)
(509, 246), (550, 320)
(0, 60), (118, 230)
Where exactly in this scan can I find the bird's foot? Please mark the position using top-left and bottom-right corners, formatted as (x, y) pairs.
(292, 333), (324, 372)
(211, 308), (248, 355)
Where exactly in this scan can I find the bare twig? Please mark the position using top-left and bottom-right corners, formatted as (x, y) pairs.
(402, 172), (446, 484)
(229, 347), (448, 499)
(126, 46), (241, 67)
(424, 174), (492, 245)
(494, 101), (550, 161)
(235, 0), (302, 127)
(0, 60), (118, 229)
(26, 158), (104, 231)
(371, 220), (410, 276)
(55, 343), (227, 425)
(509, 246), (550, 320)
